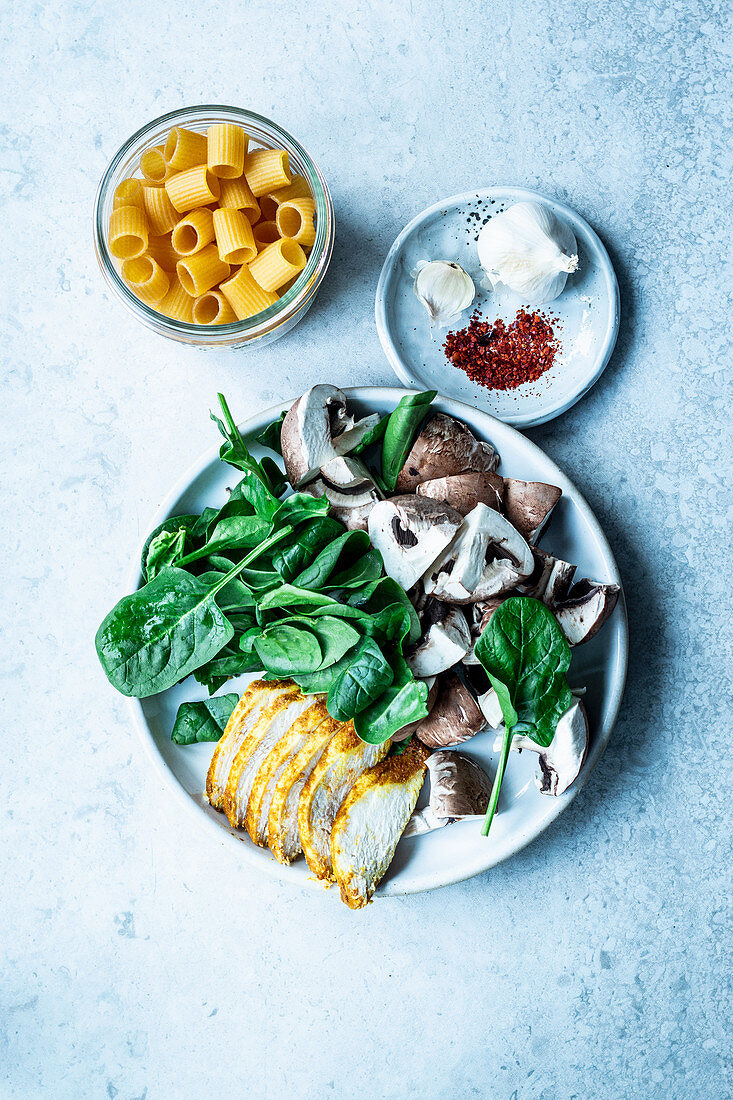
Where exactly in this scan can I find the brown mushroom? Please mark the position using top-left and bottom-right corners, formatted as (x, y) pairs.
(415, 671), (486, 749)
(403, 750), (494, 836)
(395, 413), (499, 493)
(553, 579), (621, 645)
(502, 478), (562, 543)
(416, 470), (504, 516)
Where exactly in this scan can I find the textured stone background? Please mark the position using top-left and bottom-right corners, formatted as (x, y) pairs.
(2, 1), (731, 1097)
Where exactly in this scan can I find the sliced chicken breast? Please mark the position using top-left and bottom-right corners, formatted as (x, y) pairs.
(205, 680), (296, 811)
(331, 739), (430, 909)
(245, 698), (330, 846)
(224, 690), (314, 828)
(298, 725), (391, 883)
(267, 716), (342, 865)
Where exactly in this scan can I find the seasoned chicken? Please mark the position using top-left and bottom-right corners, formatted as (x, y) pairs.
(298, 725), (391, 883)
(224, 690), (315, 828)
(205, 680), (296, 811)
(331, 740), (430, 909)
(245, 698), (330, 846)
(267, 715), (342, 865)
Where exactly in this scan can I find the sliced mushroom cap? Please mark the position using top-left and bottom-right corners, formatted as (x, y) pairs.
(502, 478), (562, 543)
(510, 700), (589, 795)
(404, 750), (494, 835)
(554, 579), (621, 645)
(477, 687), (504, 728)
(395, 413), (499, 493)
(406, 601), (471, 677)
(368, 495), (463, 591)
(281, 386), (379, 488)
(417, 470), (504, 517)
(392, 677), (439, 741)
(423, 503), (534, 603)
(415, 670), (486, 749)
(306, 456), (380, 531)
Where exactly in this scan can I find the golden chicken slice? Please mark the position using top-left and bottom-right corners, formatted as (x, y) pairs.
(331, 739), (430, 909)
(224, 689), (315, 828)
(267, 715), (342, 865)
(245, 698), (330, 846)
(206, 680), (296, 811)
(298, 725), (391, 883)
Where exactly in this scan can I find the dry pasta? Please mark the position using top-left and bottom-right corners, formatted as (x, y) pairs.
(192, 290), (238, 325)
(158, 274), (195, 322)
(244, 149), (291, 197)
(165, 166), (221, 213)
(108, 206), (149, 259)
(208, 123), (248, 179)
(165, 127), (208, 172)
(145, 236), (184, 271)
(219, 265), (279, 320)
(113, 178), (145, 210)
(142, 185), (179, 236)
(248, 238), (306, 292)
(139, 146), (170, 184)
(259, 175), (311, 220)
(177, 244), (230, 296)
(252, 220), (281, 250)
(122, 255), (170, 304)
(276, 198), (316, 248)
(171, 208), (215, 255)
(218, 175), (260, 221)
(213, 208), (257, 264)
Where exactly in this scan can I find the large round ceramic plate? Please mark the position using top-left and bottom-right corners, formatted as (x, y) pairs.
(375, 188), (620, 428)
(130, 388), (627, 897)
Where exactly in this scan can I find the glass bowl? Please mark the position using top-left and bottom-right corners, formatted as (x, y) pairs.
(94, 105), (334, 349)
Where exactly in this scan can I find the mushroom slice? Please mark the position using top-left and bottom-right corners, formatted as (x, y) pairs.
(368, 495), (463, 591)
(267, 715), (341, 865)
(509, 700), (589, 796)
(331, 739), (429, 908)
(415, 670), (486, 749)
(405, 749), (494, 835)
(554, 579), (621, 645)
(502, 479), (562, 543)
(406, 601), (471, 677)
(477, 687), (504, 729)
(280, 386), (379, 488)
(395, 413), (499, 493)
(423, 503), (534, 603)
(205, 680), (298, 811)
(298, 724), (391, 883)
(416, 471), (504, 517)
(223, 691), (315, 828)
(305, 455), (381, 531)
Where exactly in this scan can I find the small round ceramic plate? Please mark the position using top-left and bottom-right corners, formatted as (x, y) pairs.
(375, 188), (620, 428)
(128, 387), (627, 899)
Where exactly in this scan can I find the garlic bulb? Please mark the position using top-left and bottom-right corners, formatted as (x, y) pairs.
(477, 202), (579, 305)
(414, 260), (475, 326)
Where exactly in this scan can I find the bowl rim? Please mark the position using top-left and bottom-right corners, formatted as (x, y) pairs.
(123, 385), (628, 899)
(93, 104), (334, 341)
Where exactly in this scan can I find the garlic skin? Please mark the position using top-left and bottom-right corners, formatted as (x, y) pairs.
(477, 202), (579, 305)
(414, 260), (475, 327)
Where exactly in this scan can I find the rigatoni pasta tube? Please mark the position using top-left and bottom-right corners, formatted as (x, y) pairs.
(139, 146), (169, 184)
(193, 291), (238, 325)
(158, 274), (195, 322)
(260, 175), (311, 220)
(165, 127), (207, 172)
(213, 208), (257, 264)
(176, 244), (230, 296)
(122, 255), (170, 304)
(219, 264), (278, 320)
(248, 238), (306, 292)
(165, 166), (221, 213)
(142, 185), (179, 236)
(145, 236), (183, 271)
(113, 178), (145, 210)
(276, 198), (316, 248)
(108, 205), (149, 259)
(244, 149), (291, 197)
(252, 220), (280, 250)
(171, 208), (215, 255)
(218, 175), (260, 221)
(207, 123), (248, 179)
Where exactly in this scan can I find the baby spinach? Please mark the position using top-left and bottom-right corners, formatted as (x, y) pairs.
(256, 410), (287, 454)
(354, 652), (429, 744)
(255, 623), (323, 676)
(380, 390), (437, 491)
(351, 415), (388, 455)
(176, 513), (272, 566)
(347, 577), (421, 644)
(475, 597), (573, 837)
(145, 526), (190, 581)
(171, 694), (239, 744)
(211, 393), (280, 495)
(272, 492), (331, 531)
(272, 516), (344, 581)
(292, 529), (371, 591)
(141, 515), (199, 579)
(327, 636), (394, 721)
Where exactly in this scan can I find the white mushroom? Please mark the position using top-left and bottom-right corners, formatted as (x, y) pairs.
(406, 601), (471, 677)
(553, 579), (621, 645)
(367, 496), (463, 591)
(423, 503), (534, 603)
(404, 750), (494, 836)
(416, 470), (504, 516)
(477, 686), (504, 728)
(306, 456), (381, 531)
(395, 413), (499, 493)
(280, 385), (380, 488)
(502, 478), (562, 543)
(495, 700), (589, 796)
(414, 671), (486, 749)
(516, 549), (576, 605)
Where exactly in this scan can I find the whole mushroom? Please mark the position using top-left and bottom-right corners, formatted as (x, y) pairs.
(395, 413), (499, 493)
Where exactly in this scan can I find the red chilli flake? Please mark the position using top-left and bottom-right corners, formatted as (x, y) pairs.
(444, 309), (561, 391)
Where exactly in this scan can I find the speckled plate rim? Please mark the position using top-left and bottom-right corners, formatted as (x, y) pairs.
(375, 187), (621, 428)
(125, 387), (628, 899)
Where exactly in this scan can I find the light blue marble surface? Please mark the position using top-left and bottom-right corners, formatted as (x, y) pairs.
(1, 1), (731, 1097)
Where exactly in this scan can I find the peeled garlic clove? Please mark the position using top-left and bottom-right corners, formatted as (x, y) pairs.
(477, 202), (579, 305)
(414, 260), (475, 326)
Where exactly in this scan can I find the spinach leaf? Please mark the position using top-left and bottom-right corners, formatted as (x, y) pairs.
(171, 694), (239, 744)
(145, 526), (189, 581)
(327, 637), (394, 721)
(211, 393), (280, 495)
(347, 577), (421, 644)
(193, 643), (262, 694)
(354, 653), (429, 744)
(323, 549), (383, 591)
(351, 416), (388, 455)
(272, 516), (344, 581)
(228, 470), (280, 521)
(380, 390), (437, 491)
(272, 493), (331, 531)
(257, 584), (340, 614)
(260, 456), (287, 498)
(191, 506), (221, 540)
(141, 515), (199, 579)
(255, 410), (286, 454)
(177, 514), (272, 566)
(288, 615), (361, 669)
(474, 596), (573, 836)
(254, 624), (323, 676)
(292, 529), (371, 591)
(292, 645), (358, 695)
(196, 572), (255, 612)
